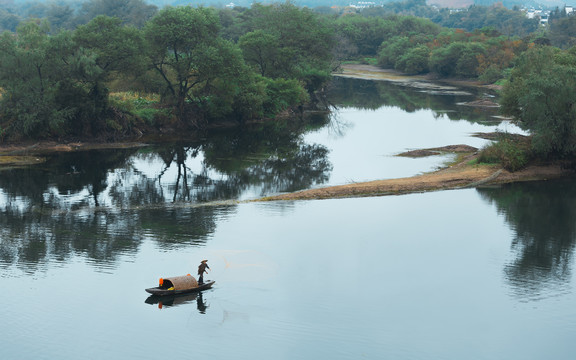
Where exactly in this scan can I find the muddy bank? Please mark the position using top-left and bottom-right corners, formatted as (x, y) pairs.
(397, 144), (478, 158)
(335, 64), (501, 96)
(257, 154), (572, 201)
(0, 141), (147, 167)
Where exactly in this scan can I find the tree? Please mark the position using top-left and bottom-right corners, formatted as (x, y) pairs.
(72, 16), (147, 133)
(45, 3), (76, 30)
(77, 0), (157, 27)
(395, 45), (430, 74)
(73, 16), (145, 75)
(240, 3), (335, 92)
(548, 16), (576, 48)
(429, 42), (485, 78)
(500, 46), (576, 157)
(335, 15), (394, 56)
(0, 9), (20, 32)
(0, 21), (82, 137)
(0, 18), (140, 139)
(238, 29), (279, 77)
(144, 6), (251, 125)
(378, 36), (411, 68)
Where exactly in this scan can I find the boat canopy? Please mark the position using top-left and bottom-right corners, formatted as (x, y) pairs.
(162, 275), (198, 290)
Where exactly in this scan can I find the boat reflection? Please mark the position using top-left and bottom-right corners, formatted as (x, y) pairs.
(145, 291), (209, 312)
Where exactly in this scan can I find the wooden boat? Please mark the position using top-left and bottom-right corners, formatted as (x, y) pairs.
(145, 274), (215, 296)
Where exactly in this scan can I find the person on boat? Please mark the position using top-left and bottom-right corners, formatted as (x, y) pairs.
(198, 260), (210, 284)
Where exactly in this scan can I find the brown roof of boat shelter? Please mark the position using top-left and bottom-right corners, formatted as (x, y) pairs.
(163, 275), (198, 290)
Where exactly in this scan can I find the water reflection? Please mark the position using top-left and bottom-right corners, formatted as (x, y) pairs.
(477, 180), (576, 301)
(0, 204), (232, 274)
(329, 77), (500, 124)
(145, 291), (209, 312)
(0, 119), (333, 273)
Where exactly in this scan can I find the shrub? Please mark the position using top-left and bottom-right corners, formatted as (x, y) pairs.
(395, 45), (430, 74)
(478, 134), (531, 172)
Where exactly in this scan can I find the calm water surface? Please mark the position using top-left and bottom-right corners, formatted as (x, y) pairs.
(1, 77), (574, 359)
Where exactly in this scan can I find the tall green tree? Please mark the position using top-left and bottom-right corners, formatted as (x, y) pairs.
(500, 46), (576, 157)
(239, 2), (335, 93)
(0, 21), (83, 137)
(71, 16), (146, 133)
(144, 6), (251, 125)
(74, 15), (145, 75)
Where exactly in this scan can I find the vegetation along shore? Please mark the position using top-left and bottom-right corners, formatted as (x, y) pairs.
(2, 1), (576, 199)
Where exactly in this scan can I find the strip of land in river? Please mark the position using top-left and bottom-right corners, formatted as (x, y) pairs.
(258, 153), (570, 201)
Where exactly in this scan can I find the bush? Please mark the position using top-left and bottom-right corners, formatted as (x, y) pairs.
(478, 64), (503, 84)
(395, 45), (430, 74)
(478, 134), (531, 172)
(262, 78), (309, 117)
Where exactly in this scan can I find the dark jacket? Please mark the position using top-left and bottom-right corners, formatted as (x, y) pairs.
(198, 262), (210, 276)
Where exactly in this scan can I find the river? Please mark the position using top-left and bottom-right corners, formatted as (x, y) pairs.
(0, 77), (574, 359)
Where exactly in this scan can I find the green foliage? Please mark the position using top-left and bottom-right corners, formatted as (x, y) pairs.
(238, 30), (279, 76)
(262, 78), (309, 117)
(478, 64), (503, 84)
(501, 46), (576, 158)
(430, 42), (486, 78)
(0, 17), (153, 139)
(0, 21), (80, 137)
(433, 5), (539, 37)
(378, 36), (411, 68)
(144, 6), (234, 122)
(77, 0), (158, 28)
(0, 2), (554, 142)
(395, 45), (430, 74)
(335, 14), (440, 57)
(239, 3), (335, 92)
(478, 135), (531, 172)
(548, 16), (576, 49)
(0, 9), (20, 32)
(74, 16), (146, 76)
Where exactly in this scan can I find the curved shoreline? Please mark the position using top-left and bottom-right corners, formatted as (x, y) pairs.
(257, 155), (573, 201)
(253, 65), (560, 202)
(3, 67), (571, 200)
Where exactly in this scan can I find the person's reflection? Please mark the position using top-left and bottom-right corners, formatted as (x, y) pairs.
(197, 292), (208, 314)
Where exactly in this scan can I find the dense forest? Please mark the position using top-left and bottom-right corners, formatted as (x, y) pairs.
(1, 0), (576, 163)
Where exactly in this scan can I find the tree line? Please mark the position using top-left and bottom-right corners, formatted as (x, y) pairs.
(2, 0), (576, 163)
(0, 3), (335, 141)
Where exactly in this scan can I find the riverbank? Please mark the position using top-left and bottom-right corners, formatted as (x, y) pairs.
(258, 151), (571, 201)
(335, 63), (502, 93)
(0, 141), (147, 167)
(2, 65), (572, 200)
(253, 65), (555, 201)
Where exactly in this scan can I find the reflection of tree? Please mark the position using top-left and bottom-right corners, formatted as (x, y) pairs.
(0, 114), (333, 272)
(154, 145), (202, 202)
(477, 180), (576, 300)
(202, 121), (333, 196)
(0, 209), (141, 273)
(0, 202), (226, 273)
(328, 77), (500, 125)
(0, 148), (137, 209)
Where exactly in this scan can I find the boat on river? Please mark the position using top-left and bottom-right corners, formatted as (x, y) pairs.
(145, 274), (215, 296)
